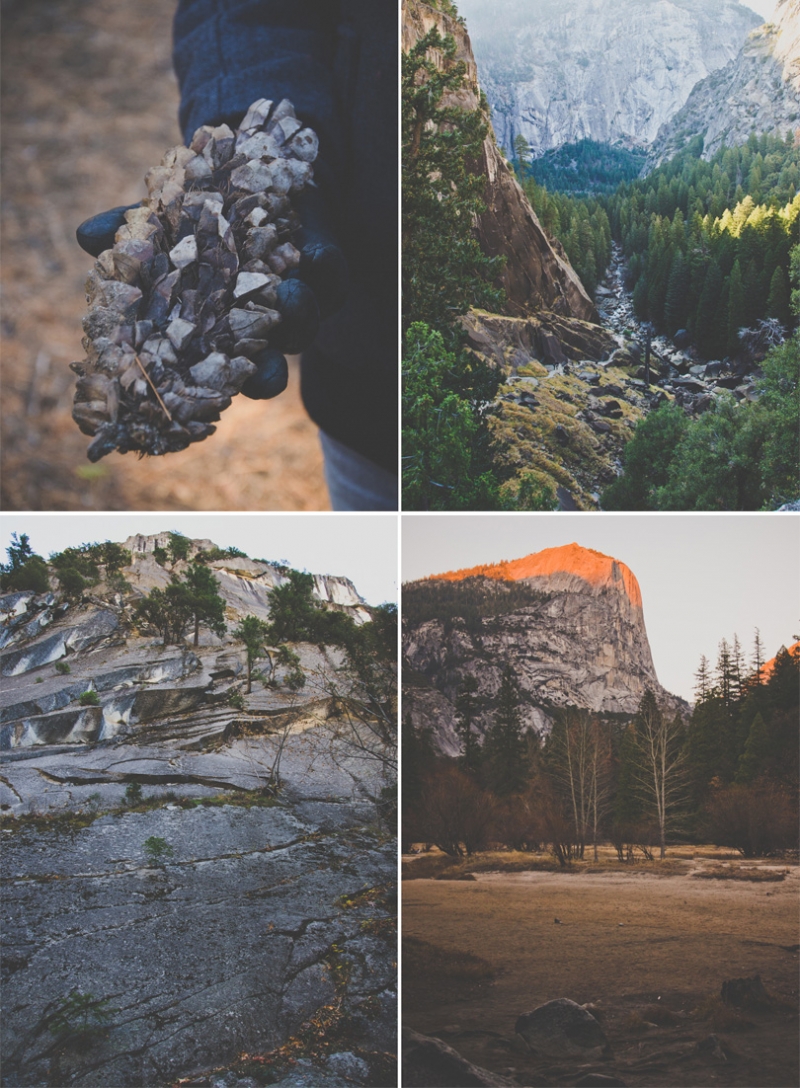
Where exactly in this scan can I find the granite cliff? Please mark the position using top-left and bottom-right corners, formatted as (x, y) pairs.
(403, 542), (686, 756)
(649, 0), (800, 166)
(457, 0), (761, 156)
(0, 536), (396, 1087)
(403, 0), (598, 322)
(0, 533), (372, 750)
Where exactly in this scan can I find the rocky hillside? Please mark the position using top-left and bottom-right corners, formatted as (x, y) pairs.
(403, 0), (598, 322)
(458, 0), (761, 156)
(0, 536), (396, 1087)
(649, 0), (800, 166)
(403, 542), (686, 755)
(122, 533), (371, 622)
(0, 533), (373, 751)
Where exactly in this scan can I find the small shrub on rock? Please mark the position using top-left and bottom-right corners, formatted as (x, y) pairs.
(48, 990), (116, 1048)
(56, 568), (89, 601)
(143, 836), (173, 864)
(78, 690), (100, 707)
(125, 782), (143, 806)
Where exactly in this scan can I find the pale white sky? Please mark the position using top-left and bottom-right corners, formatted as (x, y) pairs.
(0, 514), (398, 608)
(402, 514), (799, 702)
(742, 0), (776, 17)
(459, 0), (775, 21)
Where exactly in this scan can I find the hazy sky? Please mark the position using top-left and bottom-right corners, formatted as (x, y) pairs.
(0, 514), (398, 607)
(458, 0), (775, 20)
(742, 0), (777, 17)
(402, 514), (799, 702)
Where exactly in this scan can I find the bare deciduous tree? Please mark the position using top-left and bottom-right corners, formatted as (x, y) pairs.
(546, 710), (613, 860)
(632, 691), (688, 859)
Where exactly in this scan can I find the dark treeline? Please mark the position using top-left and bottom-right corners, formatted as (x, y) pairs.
(515, 133), (800, 352)
(513, 137), (636, 297)
(0, 533), (132, 599)
(606, 133), (800, 356)
(516, 136), (647, 196)
(404, 633), (799, 862)
(402, 576), (549, 633)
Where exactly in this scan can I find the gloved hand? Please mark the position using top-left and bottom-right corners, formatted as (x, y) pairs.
(75, 184), (348, 401)
(76, 203), (141, 257)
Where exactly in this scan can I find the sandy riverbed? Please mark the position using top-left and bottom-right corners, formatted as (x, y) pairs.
(403, 856), (799, 1086)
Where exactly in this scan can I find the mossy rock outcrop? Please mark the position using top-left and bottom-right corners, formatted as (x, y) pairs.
(462, 310), (673, 509)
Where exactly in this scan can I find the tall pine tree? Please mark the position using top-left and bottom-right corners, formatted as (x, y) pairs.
(455, 674), (482, 775)
(483, 666), (529, 796)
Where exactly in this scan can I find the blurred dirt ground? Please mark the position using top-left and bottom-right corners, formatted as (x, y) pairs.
(0, 0), (329, 510)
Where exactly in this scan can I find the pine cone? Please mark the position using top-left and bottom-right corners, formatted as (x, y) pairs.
(72, 98), (320, 461)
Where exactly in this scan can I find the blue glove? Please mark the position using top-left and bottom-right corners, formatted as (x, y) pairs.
(76, 189), (347, 400)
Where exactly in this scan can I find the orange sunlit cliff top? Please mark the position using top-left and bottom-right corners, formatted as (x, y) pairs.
(756, 641), (800, 682)
(429, 543), (643, 609)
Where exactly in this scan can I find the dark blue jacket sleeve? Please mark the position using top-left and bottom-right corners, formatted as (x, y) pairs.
(172, 0), (398, 474)
(173, 1), (341, 179)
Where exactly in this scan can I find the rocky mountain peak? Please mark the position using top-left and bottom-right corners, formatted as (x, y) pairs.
(429, 542), (643, 609)
(404, 545), (685, 754)
(772, 0), (800, 86)
(458, 0), (762, 156)
(648, 0), (800, 164)
(123, 532), (216, 556)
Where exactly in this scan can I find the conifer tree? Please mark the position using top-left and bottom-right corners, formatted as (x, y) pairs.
(233, 615), (270, 694)
(0, 533), (49, 594)
(513, 133), (531, 172)
(751, 628), (766, 684)
(402, 323), (501, 510)
(402, 27), (503, 332)
(167, 532), (191, 565)
(483, 666), (529, 796)
(134, 582), (193, 645)
(454, 674), (482, 775)
(727, 259), (744, 356)
(183, 563), (227, 647)
(694, 655), (712, 703)
(767, 265), (791, 325)
(735, 712), (770, 784)
(695, 261), (725, 359)
(715, 638), (734, 706)
(266, 570), (320, 644)
(730, 634), (746, 703)
(664, 252), (690, 334)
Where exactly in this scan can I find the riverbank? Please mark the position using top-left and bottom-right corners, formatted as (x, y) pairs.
(402, 850), (799, 1086)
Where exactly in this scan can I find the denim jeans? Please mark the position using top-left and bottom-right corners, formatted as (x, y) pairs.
(320, 432), (398, 511)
